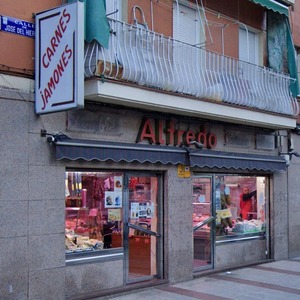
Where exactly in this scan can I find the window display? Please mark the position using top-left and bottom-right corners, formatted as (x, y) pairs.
(65, 171), (123, 254)
(193, 175), (267, 245)
(214, 175), (266, 239)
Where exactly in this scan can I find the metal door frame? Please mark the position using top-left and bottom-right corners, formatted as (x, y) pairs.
(123, 171), (164, 284)
(192, 174), (215, 272)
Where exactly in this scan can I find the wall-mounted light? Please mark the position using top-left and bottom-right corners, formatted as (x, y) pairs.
(190, 140), (204, 149)
(280, 150), (300, 166)
(40, 129), (71, 143)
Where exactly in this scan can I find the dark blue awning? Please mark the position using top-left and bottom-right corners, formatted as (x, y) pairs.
(54, 139), (189, 165)
(189, 149), (287, 172)
(53, 138), (287, 171)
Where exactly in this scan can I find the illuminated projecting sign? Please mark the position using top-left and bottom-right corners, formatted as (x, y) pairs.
(0, 16), (35, 38)
(35, 1), (84, 114)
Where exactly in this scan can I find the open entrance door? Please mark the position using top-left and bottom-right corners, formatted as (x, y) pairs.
(193, 176), (214, 270)
(125, 174), (162, 283)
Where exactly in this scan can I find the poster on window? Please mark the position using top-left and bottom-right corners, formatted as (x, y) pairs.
(114, 192), (122, 208)
(146, 203), (154, 218)
(108, 209), (121, 222)
(139, 203), (154, 218)
(139, 203), (147, 217)
(131, 202), (139, 218)
(105, 191), (114, 208)
(114, 176), (123, 191)
(105, 191), (123, 208)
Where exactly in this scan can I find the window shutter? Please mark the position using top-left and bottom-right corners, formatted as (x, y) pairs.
(173, 3), (200, 45)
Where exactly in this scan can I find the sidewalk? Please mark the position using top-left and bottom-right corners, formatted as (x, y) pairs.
(104, 257), (300, 300)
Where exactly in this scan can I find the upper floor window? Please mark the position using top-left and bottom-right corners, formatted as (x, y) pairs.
(106, 0), (122, 21)
(239, 27), (260, 65)
(173, 1), (205, 46)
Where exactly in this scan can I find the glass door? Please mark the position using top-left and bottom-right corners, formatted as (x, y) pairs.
(193, 176), (214, 270)
(124, 174), (162, 283)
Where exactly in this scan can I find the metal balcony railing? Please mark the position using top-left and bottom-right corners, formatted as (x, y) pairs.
(84, 19), (299, 117)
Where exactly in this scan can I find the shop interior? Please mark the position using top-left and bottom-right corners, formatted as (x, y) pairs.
(65, 171), (124, 253)
(193, 175), (266, 268)
(65, 171), (159, 279)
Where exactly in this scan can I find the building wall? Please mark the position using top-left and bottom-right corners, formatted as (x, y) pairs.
(0, 77), (66, 299)
(0, 1), (296, 299)
(0, 0), (61, 76)
(272, 170), (289, 260)
(287, 133), (300, 258)
(204, 0), (266, 59)
(291, 0), (300, 47)
(215, 239), (267, 268)
(127, 0), (172, 36)
(289, 0), (300, 259)
(166, 169), (194, 283)
(1, 76), (291, 298)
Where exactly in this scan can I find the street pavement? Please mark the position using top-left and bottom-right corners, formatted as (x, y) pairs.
(103, 257), (300, 300)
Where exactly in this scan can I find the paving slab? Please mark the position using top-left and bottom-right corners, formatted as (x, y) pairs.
(95, 259), (300, 300)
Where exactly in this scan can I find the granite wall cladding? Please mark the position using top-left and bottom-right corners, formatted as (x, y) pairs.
(0, 88), (66, 300)
(65, 260), (124, 298)
(272, 171), (289, 260)
(165, 168), (194, 283)
(0, 81), (293, 299)
(215, 239), (267, 269)
(287, 133), (300, 258)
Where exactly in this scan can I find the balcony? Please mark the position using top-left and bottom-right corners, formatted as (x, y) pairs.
(84, 19), (298, 128)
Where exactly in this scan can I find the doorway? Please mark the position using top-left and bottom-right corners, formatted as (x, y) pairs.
(193, 176), (214, 270)
(124, 174), (163, 283)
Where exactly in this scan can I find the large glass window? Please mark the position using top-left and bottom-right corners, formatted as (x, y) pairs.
(214, 175), (266, 241)
(193, 174), (267, 251)
(65, 171), (124, 254)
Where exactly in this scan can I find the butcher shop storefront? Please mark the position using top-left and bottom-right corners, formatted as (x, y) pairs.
(48, 107), (287, 298)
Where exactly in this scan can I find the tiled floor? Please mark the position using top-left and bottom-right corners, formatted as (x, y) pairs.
(103, 258), (300, 300)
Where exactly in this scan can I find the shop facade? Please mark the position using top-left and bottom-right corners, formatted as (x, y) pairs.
(1, 0), (298, 299)
(39, 103), (286, 298)
(0, 80), (290, 299)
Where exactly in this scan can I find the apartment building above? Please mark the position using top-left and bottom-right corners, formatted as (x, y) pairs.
(83, 0), (298, 130)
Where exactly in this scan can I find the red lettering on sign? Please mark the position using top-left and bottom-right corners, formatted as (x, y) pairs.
(175, 129), (185, 146)
(136, 118), (217, 149)
(41, 8), (71, 69)
(41, 44), (73, 110)
(155, 119), (165, 144)
(165, 120), (175, 145)
(207, 132), (217, 149)
(136, 118), (156, 144)
(184, 130), (195, 145)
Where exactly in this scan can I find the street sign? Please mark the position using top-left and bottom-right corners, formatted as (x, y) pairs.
(0, 15), (35, 38)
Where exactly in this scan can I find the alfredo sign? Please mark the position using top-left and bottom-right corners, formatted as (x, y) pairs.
(35, 1), (84, 114)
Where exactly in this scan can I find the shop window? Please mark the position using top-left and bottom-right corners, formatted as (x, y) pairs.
(214, 175), (266, 241)
(193, 174), (267, 248)
(65, 171), (123, 254)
